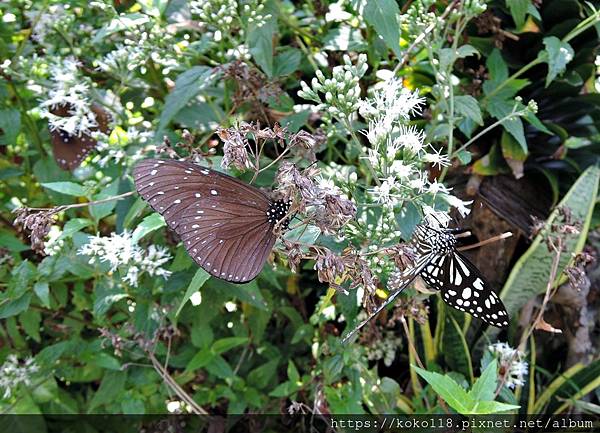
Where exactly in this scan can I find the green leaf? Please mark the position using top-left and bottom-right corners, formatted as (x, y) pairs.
(211, 337), (248, 355)
(470, 400), (521, 414)
(0, 109), (21, 145)
(494, 166), (600, 335)
(469, 359), (498, 402)
(41, 182), (86, 197)
(506, 0), (531, 28)
(247, 14), (276, 77)
(33, 281), (50, 308)
(487, 97), (527, 151)
(0, 292), (32, 319)
(413, 365), (473, 414)
(363, 0), (401, 58)
(92, 13), (150, 44)
(322, 26), (366, 51)
(186, 348), (214, 372)
(247, 357), (280, 389)
(457, 44), (479, 59)
(88, 371), (127, 413)
(19, 309), (41, 342)
(454, 95), (483, 125)
(524, 110), (553, 135)
(131, 212), (166, 243)
(156, 66), (218, 136)
(57, 218), (93, 242)
(543, 37), (574, 87)
(287, 360), (300, 383)
(273, 48), (302, 76)
(175, 268), (211, 317)
(89, 180), (119, 222)
(486, 49), (509, 83)
(122, 198), (148, 229)
(206, 354), (234, 379)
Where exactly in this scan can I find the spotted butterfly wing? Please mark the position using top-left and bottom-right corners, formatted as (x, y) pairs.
(133, 158), (290, 283)
(434, 251), (509, 327)
(50, 103), (111, 170)
(342, 222), (509, 343)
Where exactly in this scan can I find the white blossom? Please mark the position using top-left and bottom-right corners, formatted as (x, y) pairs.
(0, 355), (39, 399)
(78, 231), (172, 287)
(489, 342), (529, 389)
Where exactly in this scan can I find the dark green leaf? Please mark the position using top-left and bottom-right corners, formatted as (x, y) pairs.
(543, 37), (574, 87)
(363, 0), (401, 58)
(41, 182), (86, 197)
(175, 268), (211, 317)
(454, 95), (483, 125)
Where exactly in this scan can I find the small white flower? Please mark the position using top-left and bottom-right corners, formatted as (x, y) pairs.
(0, 355), (39, 399)
(444, 194), (473, 217)
(489, 342), (529, 389)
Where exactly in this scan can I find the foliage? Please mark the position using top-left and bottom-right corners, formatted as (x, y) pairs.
(0, 0), (600, 420)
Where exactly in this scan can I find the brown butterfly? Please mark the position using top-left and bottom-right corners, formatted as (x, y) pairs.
(49, 103), (111, 170)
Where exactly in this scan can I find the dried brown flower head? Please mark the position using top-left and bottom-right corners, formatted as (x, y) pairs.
(13, 208), (55, 255)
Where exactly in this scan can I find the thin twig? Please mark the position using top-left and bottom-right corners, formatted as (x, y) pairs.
(148, 351), (209, 415)
(21, 191), (135, 213)
(457, 232), (513, 252)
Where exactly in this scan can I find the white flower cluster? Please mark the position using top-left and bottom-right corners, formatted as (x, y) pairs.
(360, 78), (471, 217)
(78, 231), (172, 287)
(0, 355), (39, 399)
(39, 57), (98, 137)
(364, 328), (403, 367)
(298, 54), (368, 118)
(24, 4), (69, 42)
(95, 44), (146, 82)
(489, 342), (529, 389)
(191, 0), (271, 33)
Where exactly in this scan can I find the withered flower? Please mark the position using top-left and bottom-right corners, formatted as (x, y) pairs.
(218, 126), (252, 171)
(315, 193), (356, 234)
(282, 240), (304, 273)
(13, 208), (55, 255)
(314, 249), (346, 284)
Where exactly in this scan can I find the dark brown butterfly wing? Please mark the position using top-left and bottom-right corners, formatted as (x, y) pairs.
(50, 103), (111, 170)
(133, 158), (276, 283)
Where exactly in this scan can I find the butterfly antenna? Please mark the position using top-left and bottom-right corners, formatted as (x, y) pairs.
(341, 286), (408, 345)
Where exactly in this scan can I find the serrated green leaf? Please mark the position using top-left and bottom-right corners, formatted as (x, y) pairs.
(247, 13), (276, 77)
(156, 66), (218, 136)
(469, 359), (498, 402)
(457, 44), (479, 59)
(470, 400), (521, 414)
(413, 365), (473, 414)
(454, 95), (483, 125)
(543, 37), (574, 87)
(131, 212), (166, 243)
(33, 281), (50, 308)
(363, 0), (401, 58)
(57, 218), (93, 242)
(273, 48), (302, 76)
(41, 182), (86, 197)
(0, 292), (32, 319)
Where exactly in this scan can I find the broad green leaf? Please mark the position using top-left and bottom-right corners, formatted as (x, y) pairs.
(41, 182), (86, 197)
(92, 13), (150, 44)
(486, 49), (509, 83)
(211, 336), (248, 355)
(88, 371), (127, 412)
(363, 0), (401, 58)
(322, 26), (366, 51)
(0, 109), (21, 145)
(494, 166), (600, 335)
(247, 357), (280, 389)
(487, 97), (527, 151)
(413, 365), (473, 414)
(206, 355), (234, 379)
(454, 95), (483, 125)
(122, 197), (148, 229)
(472, 143), (509, 176)
(89, 180), (119, 222)
(131, 212), (166, 243)
(156, 66), (218, 136)
(0, 292), (32, 319)
(247, 12), (276, 77)
(542, 37), (574, 87)
(57, 218), (93, 242)
(19, 309), (41, 342)
(470, 400), (520, 414)
(506, 0), (531, 28)
(287, 360), (300, 383)
(469, 359), (498, 402)
(186, 348), (214, 372)
(175, 268), (211, 317)
(457, 44), (479, 59)
(33, 281), (50, 308)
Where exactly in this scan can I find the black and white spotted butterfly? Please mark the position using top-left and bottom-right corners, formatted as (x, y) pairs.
(342, 220), (509, 343)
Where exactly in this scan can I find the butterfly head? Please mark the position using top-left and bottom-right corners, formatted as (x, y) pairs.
(267, 199), (292, 230)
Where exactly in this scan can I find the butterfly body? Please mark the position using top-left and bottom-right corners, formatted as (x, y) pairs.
(133, 159), (290, 283)
(343, 221), (509, 343)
